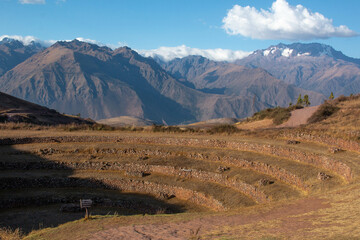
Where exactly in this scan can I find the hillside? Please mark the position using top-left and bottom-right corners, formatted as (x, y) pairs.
(235, 43), (360, 97)
(161, 55), (325, 106)
(0, 91), (93, 125)
(305, 94), (360, 138)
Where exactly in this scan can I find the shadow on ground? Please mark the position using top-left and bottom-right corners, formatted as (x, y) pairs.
(0, 143), (187, 233)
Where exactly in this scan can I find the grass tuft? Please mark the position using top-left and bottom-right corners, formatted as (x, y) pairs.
(0, 227), (23, 240)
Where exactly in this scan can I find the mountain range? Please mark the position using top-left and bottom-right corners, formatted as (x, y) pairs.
(0, 39), (359, 125)
(160, 55), (324, 108)
(0, 40), (269, 124)
(235, 43), (360, 97)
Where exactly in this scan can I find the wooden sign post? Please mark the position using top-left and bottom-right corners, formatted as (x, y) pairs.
(80, 199), (92, 219)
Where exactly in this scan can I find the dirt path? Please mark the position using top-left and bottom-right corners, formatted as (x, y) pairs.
(88, 197), (329, 240)
(278, 106), (319, 128)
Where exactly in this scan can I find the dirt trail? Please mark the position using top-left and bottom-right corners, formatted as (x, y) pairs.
(88, 197), (329, 240)
(278, 106), (319, 128)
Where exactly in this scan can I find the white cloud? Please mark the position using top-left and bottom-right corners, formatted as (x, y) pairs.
(138, 45), (251, 62)
(222, 0), (358, 40)
(74, 37), (101, 45)
(0, 35), (49, 45)
(0, 35), (250, 62)
(19, 0), (45, 4)
(0, 35), (122, 49)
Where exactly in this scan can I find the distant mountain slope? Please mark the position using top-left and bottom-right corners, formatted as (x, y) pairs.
(191, 64), (325, 107)
(161, 55), (325, 106)
(0, 37), (44, 76)
(0, 91), (92, 125)
(159, 55), (223, 86)
(235, 43), (360, 97)
(0, 40), (266, 124)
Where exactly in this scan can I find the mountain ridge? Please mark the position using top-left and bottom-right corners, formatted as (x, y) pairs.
(0, 38), (44, 77)
(161, 55), (325, 107)
(2, 39), (358, 125)
(0, 40), (269, 124)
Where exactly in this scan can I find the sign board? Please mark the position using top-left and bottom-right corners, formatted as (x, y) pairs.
(80, 199), (92, 209)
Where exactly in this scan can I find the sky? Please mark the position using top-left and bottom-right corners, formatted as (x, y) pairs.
(1, 0), (359, 61)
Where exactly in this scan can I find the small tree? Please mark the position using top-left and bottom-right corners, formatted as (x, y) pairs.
(296, 94), (303, 106)
(289, 102), (293, 107)
(329, 92), (334, 100)
(303, 94), (310, 106)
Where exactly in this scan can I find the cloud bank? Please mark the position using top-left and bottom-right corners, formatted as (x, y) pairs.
(74, 37), (102, 45)
(1, 35), (250, 62)
(138, 45), (251, 62)
(19, 0), (45, 4)
(0, 35), (52, 46)
(0, 35), (108, 48)
(222, 0), (357, 40)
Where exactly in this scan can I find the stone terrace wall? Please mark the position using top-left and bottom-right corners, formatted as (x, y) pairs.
(0, 177), (226, 211)
(119, 163), (268, 203)
(187, 153), (308, 191)
(121, 137), (353, 182)
(0, 160), (264, 203)
(0, 135), (352, 181)
(0, 146), (307, 192)
(281, 132), (360, 153)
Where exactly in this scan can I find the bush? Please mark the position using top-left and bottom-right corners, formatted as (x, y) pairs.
(251, 105), (302, 125)
(206, 124), (240, 134)
(307, 102), (339, 124)
(152, 125), (184, 133)
(60, 123), (115, 131)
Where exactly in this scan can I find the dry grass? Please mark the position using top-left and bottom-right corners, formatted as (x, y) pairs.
(23, 212), (207, 240)
(200, 183), (360, 239)
(236, 119), (274, 130)
(305, 94), (360, 139)
(23, 181), (360, 239)
(0, 227), (23, 240)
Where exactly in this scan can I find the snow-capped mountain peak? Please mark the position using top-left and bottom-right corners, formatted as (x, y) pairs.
(256, 42), (358, 62)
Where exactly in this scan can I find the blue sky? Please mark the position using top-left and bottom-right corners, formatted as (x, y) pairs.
(1, 0), (359, 60)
